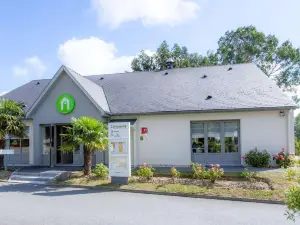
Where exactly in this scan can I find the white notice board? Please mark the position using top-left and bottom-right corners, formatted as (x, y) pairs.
(108, 122), (131, 177)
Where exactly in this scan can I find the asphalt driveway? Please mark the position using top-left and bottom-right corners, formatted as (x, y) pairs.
(0, 183), (295, 225)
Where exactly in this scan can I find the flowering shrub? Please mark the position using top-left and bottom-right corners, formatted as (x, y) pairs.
(137, 163), (154, 180)
(243, 148), (270, 168)
(206, 164), (224, 183)
(190, 162), (206, 180)
(170, 167), (180, 180)
(92, 163), (109, 179)
(273, 148), (293, 168)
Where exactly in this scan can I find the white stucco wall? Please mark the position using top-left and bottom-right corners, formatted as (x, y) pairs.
(114, 110), (294, 166)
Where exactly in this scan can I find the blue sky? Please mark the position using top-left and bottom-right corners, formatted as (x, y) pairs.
(0, 0), (300, 95)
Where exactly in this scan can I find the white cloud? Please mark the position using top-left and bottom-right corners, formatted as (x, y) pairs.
(12, 56), (47, 79)
(58, 37), (143, 75)
(91, 0), (200, 28)
(0, 91), (8, 96)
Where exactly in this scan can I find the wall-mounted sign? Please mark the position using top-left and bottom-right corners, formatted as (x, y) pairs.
(140, 127), (148, 141)
(141, 127), (148, 135)
(56, 94), (75, 114)
(108, 122), (131, 178)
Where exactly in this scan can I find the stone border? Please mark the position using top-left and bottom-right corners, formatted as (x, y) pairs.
(47, 183), (285, 205)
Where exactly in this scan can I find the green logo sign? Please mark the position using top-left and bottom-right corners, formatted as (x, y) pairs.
(56, 94), (75, 114)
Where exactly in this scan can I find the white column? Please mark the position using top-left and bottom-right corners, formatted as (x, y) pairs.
(25, 120), (34, 165)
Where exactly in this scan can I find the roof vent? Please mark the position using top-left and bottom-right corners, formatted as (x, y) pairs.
(36, 82), (40, 85)
(99, 77), (104, 80)
(201, 75), (207, 79)
(164, 71), (169, 76)
(205, 95), (212, 100)
(227, 67), (233, 71)
(166, 58), (174, 69)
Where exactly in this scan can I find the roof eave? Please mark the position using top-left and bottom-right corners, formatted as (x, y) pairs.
(110, 106), (298, 116)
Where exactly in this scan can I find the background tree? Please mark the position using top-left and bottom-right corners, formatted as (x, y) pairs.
(60, 117), (108, 175)
(0, 99), (27, 168)
(295, 114), (300, 139)
(217, 26), (300, 91)
(131, 25), (300, 93)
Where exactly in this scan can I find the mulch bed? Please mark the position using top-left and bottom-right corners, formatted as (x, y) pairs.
(131, 177), (271, 190)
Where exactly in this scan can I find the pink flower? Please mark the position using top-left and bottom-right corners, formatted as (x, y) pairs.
(210, 164), (214, 167)
(212, 168), (215, 171)
(208, 168), (211, 172)
(282, 157), (285, 160)
(216, 164), (220, 168)
(290, 153), (295, 156)
(282, 147), (285, 151)
(280, 155), (284, 159)
(275, 156), (279, 160)
(241, 156), (247, 159)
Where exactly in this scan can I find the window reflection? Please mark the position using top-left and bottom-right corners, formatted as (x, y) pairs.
(207, 123), (221, 153)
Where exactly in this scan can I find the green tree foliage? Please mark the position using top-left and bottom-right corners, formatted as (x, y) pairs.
(131, 26), (300, 92)
(217, 26), (300, 90)
(0, 99), (27, 168)
(131, 41), (218, 71)
(59, 117), (108, 175)
(295, 114), (300, 139)
(0, 99), (27, 145)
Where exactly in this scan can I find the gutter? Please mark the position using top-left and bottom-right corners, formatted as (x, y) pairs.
(110, 106), (298, 117)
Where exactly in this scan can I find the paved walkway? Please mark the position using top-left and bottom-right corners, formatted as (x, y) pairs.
(0, 183), (294, 225)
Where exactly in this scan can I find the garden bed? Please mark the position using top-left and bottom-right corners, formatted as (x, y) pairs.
(54, 170), (294, 201)
(131, 177), (271, 190)
(0, 170), (12, 181)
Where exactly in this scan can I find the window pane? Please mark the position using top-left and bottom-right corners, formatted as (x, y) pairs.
(21, 139), (30, 153)
(43, 126), (53, 155)
(191, 123), (204, 153)
(10, 139), (21, 153)
(224, 122), (239, 153)
(207, 123), (221, 153)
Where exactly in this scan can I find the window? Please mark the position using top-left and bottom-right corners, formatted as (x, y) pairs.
(8, 127), (30, 154)
(43, 126), (54, 155)
(191, 121), (239, 154)
(207, 122), (221, 153)
(224, 122), (239, 153)
(191, 123), (204, 153)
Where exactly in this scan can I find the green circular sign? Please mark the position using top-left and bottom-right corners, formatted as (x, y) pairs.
(56, 94), (75, 114)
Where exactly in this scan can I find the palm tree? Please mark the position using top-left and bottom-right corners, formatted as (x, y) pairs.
(0, 99), (27, 168)
(60, 117), (108, 175)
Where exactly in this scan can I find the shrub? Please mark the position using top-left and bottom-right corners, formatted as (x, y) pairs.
(170, 167), (180, 180)
(243, 148), (270, 168)
(190, 162), (206, 180)
(273, 148), (293, 168)
(285, 186), (300, 221)
(285, 168), (300, 221)
(240, 168), (257, 180)
(137, 163), (154, 180)
(92, 163), (109, 179)
(295, 137), (300, 156)
(206, 164), (224, 183)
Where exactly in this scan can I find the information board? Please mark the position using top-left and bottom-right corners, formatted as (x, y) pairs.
(108, 122), (131, 177)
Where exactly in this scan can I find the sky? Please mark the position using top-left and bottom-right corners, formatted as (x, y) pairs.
(0, 0), (300, 98)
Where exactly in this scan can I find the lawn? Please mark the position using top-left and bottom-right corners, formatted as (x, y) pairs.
(56, 169), (296, 202)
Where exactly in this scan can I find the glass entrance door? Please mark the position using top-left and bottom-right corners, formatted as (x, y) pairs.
(56, 125), (73, 164)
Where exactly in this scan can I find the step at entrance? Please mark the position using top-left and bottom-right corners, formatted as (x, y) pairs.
(8, 170), (69, 184)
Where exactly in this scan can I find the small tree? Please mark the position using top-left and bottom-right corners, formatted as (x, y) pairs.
(0, 99), (27, 168)
(60, 117), (108, 175)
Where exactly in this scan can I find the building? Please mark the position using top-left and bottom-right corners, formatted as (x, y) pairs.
(1, 63), (297, 167)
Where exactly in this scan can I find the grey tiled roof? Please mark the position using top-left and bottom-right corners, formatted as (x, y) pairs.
(66, 67), (110, 113)
(2, 63), (296, 115)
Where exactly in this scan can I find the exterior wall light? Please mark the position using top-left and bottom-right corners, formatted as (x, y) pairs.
(279, 110), (285, 116)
